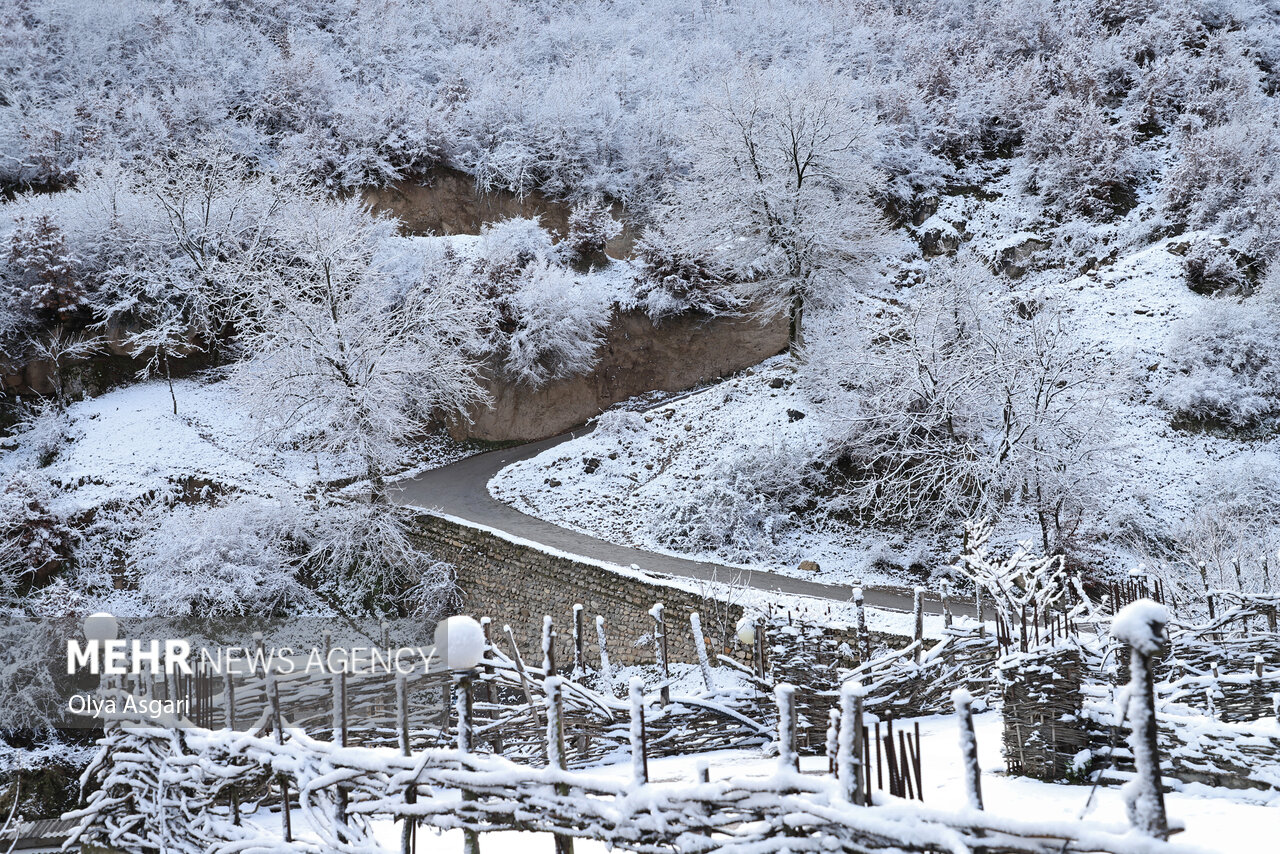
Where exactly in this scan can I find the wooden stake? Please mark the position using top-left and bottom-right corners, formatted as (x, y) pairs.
(398, 673), (415, 854)
(651, 603), (670, 706)
(546, 677), (573, 854)
(837, 682), (865, 805)
(690, 611), (715, 692)
(775, 683), (799, 773)
(267, 676), (291, 843)
(912, 587), (925, 663)
(594, 616), (613, 684)
(572, 605), (585, 680)
(504, 625), (543, 731)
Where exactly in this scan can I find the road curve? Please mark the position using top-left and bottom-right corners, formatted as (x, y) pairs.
(393, 428), (966, 618)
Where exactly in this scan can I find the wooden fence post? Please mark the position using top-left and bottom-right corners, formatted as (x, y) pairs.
(913, 587), (925, 663)
(690, 612), (715, 692)
(397, 673), (416, 854)
(952, 688), (983, 811)
(457, 669), (480, 854)
(222, 665), (240, 824)
(940, 580), (953, 628)
(826, 707), (840, 776)
(572, 605), (585, 681)
(754, 617), (767, 681)
(542, 616), (555, 675)
(267, 675), (292, 843)
(595, 616), (613, 684)
(545, 676), (573, 854)
(837, 681), (865, 805)
(651, 604), (670, 706)
(853, 586), (871, 664)
(629, 677), (648, 785)
(332, 666), (348, 841)
(775, 683), (799, 773)
(1111, 601), (1170, 840)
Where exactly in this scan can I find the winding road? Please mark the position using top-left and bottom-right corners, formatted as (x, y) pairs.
(394, 427), (964, 618)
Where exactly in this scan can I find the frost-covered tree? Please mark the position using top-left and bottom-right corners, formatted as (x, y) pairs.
(128, 498), (309, 622)
(491, 259), (611, 387)
(0, 470), (71, 595)
(1163, 112), (1280, 259)
(4, 213), (87, 321)
(87, 152), (291, 369)
(229, 198), (488, 615)
(232, 197), (487, 499)
(562, 196), (621, 265)
(808, 254), (1115, 554)
(653, 64), (887, 347)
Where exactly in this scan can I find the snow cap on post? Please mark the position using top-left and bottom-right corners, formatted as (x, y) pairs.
(435, 616), (486, 671)
(950, 687), (973, 711)
(1110, 600), (1170, 655)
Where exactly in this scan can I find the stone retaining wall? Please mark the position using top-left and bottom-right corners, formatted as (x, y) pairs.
(411, 512), (747, 669)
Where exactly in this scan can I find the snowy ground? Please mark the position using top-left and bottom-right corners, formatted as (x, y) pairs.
(246, 711), (1275, 854)
(490, 355), (951, 588)
(0, 375), (471, 518)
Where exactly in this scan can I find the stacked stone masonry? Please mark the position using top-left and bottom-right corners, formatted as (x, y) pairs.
(411, 512), (748, 669)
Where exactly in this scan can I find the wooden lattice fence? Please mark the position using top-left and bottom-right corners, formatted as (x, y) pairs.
(995, 645), (1088, 781)
(67, 692), (1207, 854)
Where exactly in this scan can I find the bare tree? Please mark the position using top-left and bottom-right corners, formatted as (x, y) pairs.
(956, 519), (1069, 651)
(652, 64), (888, 348)
(22, 325), (101, 409)
(230, 197), (488, 615)
(232, 197), (487, 501)
(808, 254), (1116, 554)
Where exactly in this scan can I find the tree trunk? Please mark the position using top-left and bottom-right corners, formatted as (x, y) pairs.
(163, 350), (177, 415)
(788, 289), (804, 350)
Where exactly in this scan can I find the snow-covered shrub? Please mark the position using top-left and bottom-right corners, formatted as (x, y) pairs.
(629, 226), (741, 321)
(562, 196), (621, 265)
(1159, 287), (1280, 428)
(129, 498), (308, 622)
(1023, 96), (1142, 219)
(0, 471), (71, 595)
(1163, 114), (1280, 258)
(302, 499), (453, 618)
(592, 407), (647, 438)
(496, 259), (610, 387)
(0, 608), (76, 735)
(1182, 239), (1251, 296)
(4, 213), (87, 321)
(12, 401), (77, 469)
(643, 445), (810, 562)
(477, 217), (555, 276)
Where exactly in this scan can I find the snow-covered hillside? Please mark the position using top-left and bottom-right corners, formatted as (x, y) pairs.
(493, 209), (1280, 600)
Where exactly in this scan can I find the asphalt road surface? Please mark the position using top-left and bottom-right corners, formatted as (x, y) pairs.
(394, 427), (967, 618)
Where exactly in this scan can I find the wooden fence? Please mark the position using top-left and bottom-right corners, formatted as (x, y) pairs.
(68, 684), (1202, 854)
